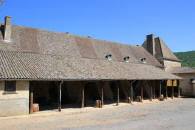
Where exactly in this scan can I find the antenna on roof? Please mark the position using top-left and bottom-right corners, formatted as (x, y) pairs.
(140, 58), (147, 63)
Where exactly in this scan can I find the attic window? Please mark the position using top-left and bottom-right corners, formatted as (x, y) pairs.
(140, 58), (147, 63)
(191, 78), (195, 82)
(105, 54), (112, 61)
(124, 56), (130, 62)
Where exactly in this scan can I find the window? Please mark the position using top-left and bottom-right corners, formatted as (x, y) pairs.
(191, 78), (195, 83)
(191, 78), (195, 81)
(124, 56), (130, 62)
(4, 81), (16, 94)
(105, 54), (112, 61)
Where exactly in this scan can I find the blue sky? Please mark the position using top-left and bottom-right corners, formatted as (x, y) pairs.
(0, 0), (194, 52)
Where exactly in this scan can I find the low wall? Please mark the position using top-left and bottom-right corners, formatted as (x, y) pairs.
(0, 81), (29, 117)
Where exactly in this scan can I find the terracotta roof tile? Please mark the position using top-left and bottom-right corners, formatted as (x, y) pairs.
(0, 25), (162, 67)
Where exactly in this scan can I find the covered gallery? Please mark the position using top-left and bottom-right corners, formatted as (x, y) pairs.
(0, 51), (180, 116)
(0, 16), (180, 117)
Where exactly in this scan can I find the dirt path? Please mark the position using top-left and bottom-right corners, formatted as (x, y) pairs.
(1, 98), (195, 130)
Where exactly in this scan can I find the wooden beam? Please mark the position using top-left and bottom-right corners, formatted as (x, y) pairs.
(177, 80), (180, 97)
(172, 80), (174, 99)
(29, 85), (33, 114)
(166, 80), (168, 99)
(131, 81), (134, 102)
(141, 85), (143, 102)
(58, 81), (63, 112)
(150, 85), (153, 101)
(116, 82), (120, 106)
(153, 85), (156, 99)
(159, 81), (162, 98)
(81, 85), (85, 108)
(101, 83), (104, 107)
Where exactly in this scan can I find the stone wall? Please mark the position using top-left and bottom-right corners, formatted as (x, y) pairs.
(175, 73), (195, 96)
(164, 60), (181, 71)
(0, 81), (29, 117)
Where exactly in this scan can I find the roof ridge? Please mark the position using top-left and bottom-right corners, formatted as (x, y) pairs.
(12, 24), (139, 48)
(157, 37), (180, 61)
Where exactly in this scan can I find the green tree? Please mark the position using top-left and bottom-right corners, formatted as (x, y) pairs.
(174, 51), (195, 68)
(0, 1), (4, 5)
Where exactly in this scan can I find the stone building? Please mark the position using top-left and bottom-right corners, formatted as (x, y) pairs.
(167, 67), (195, 96)
(142, 34), (195, 96)
(0, 16), (180, 117)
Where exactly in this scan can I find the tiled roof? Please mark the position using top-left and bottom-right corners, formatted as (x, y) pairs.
(0, 25), (162, 67)
(157, 38), (180, 62)
(167, 67), (195, 74)
(0, 50), (180, 80)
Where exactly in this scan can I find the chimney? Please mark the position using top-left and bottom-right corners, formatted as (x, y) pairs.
(4, 16), (12, 41)
(146, 34), (155, 56)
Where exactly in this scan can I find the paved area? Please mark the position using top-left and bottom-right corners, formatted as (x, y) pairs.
(1, 98), (195, 130)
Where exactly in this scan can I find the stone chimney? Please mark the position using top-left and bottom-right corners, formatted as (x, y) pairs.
(146, 34), (155, 56)
(4, 16), (12, 41)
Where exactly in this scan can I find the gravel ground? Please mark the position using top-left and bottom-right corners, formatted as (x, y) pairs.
(1, 98), (195, 130)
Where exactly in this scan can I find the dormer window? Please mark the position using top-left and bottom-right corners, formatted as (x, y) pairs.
(105, 54), (112, 61)
(140, 58), (146, 63)
(124, 56), (130, 62)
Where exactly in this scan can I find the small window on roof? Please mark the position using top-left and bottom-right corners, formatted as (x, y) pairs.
(105, 54), (112, 61)
(124, 56), (130, 62)
(191, 78), (195, 82)
(140, 58), (146, 63)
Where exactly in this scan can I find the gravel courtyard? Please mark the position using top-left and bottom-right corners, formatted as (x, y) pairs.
(1, 98), (195, 130)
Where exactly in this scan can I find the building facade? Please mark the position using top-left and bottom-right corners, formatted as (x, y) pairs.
(142, 34), (195, 97)
(0, 16), (180, 117)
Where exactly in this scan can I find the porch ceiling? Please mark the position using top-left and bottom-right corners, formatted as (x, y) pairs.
(0, 50), (181, 80)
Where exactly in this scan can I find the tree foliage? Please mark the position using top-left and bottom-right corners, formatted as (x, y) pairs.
(0, 1), (4, 5)
(174, 51), (195, 67)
